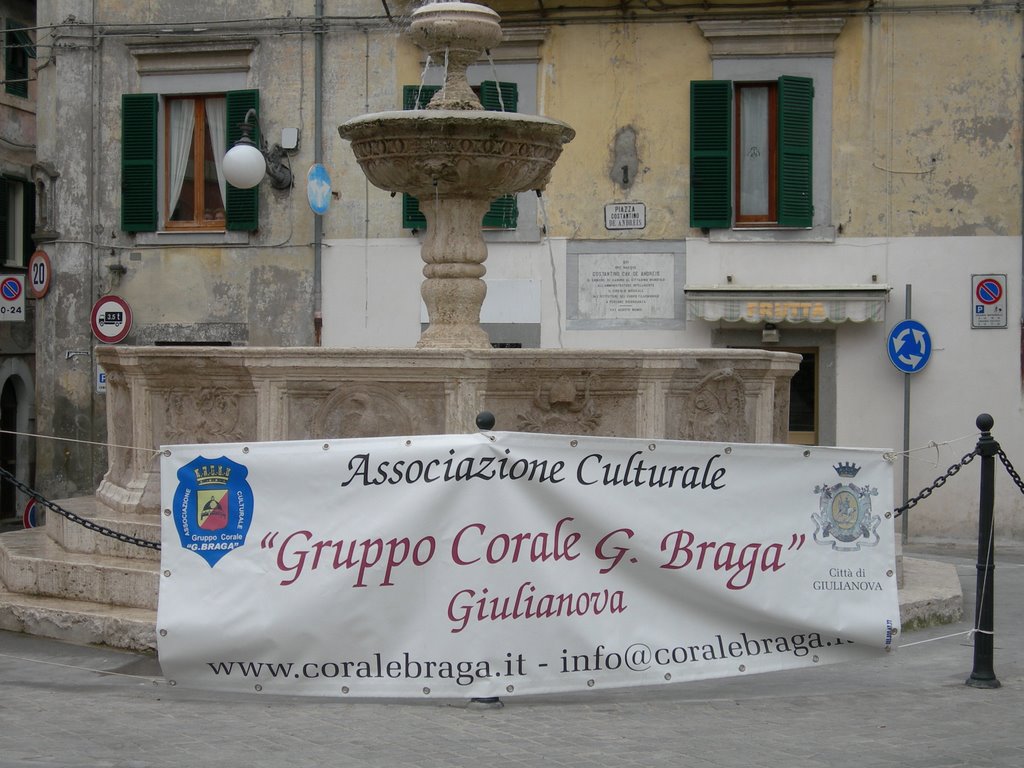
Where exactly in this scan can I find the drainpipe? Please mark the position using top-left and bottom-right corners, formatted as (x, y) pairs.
(89, 0), (100, 484)
(313, 0), (325, 345)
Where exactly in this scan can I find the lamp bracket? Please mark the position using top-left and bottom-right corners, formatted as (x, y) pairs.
(237, 108), (293, 190)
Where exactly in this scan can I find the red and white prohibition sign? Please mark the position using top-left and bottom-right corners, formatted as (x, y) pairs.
(91, 295), (133, 343)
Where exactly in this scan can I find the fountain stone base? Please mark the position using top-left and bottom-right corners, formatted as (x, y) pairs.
(93, 346), (799, 517)
(0, 345), (797, 650)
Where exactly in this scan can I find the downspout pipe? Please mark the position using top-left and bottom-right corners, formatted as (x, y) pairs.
(313, 0), (325, 345)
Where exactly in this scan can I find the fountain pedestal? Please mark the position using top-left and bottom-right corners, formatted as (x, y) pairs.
(419, 197), (492, 348)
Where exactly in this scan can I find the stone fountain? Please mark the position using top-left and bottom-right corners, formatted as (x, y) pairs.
(0, 1), (802, 651)
(338, 1), (575, 348)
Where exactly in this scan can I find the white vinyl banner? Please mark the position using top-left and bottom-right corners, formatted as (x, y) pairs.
(158, 432), (900, 698)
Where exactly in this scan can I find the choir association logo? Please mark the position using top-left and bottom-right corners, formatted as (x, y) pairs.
(172, 456), (254, 566)
(812, 462), (880, 551)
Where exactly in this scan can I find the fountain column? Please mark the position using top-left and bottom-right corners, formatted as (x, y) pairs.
(402, 2), (503, 350)
(418, 195), (492, 348)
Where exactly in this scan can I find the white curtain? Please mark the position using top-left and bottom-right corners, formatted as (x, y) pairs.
(739, 87), (769, 217)
(168, 100), (196, 219)
(205, 97), (228, 209)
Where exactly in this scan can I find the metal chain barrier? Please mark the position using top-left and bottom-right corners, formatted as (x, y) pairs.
(997, 448), (1024, 496)
(0, 465), (161, 550)
(2, 432), (1022, 549)
(893, 442), (1024, 520)
(893, 448), (978, 518)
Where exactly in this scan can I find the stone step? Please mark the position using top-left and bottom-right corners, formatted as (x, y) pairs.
(45, 497), (161, 561)
(0, 583), (156, 651)
(0, 528), (159, 610)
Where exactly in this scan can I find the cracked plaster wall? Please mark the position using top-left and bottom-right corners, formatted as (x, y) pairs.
(833, 12), (1022, 237)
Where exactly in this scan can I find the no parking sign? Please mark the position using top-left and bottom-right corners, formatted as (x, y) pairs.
(972, 274), (1007, 329)
(23, 498), (41, 528)
(0, 275), (25, 322)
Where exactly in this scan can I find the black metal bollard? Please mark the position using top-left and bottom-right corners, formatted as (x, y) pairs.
(966, 413), (1001, 689)
(471, 409), (503, 708)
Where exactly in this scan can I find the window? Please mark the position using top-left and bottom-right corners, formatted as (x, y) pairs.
(165, 96), (227, 229)
(121, 90), (259, 233)
(736, 82), (775, 223)
(690, 76), (813, 229)
(401, 81), (518, 230)
(0, 177), (35, 266)
(4, 20), (33, 98)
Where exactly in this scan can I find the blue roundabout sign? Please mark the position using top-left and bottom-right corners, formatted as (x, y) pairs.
(887, 319), (932, 374)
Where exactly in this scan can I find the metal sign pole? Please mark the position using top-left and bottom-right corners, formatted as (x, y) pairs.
(902, 284), (911, 544)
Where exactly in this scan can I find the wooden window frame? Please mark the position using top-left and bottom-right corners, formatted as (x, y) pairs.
(733, 81), (778, 226)
(122, 90), (258, 233)
(163, 95), (226, 231)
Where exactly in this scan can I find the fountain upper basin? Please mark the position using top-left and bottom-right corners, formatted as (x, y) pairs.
(338, 109), (576, 199)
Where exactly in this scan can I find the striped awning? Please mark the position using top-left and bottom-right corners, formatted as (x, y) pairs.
(684, 285), (891, 324)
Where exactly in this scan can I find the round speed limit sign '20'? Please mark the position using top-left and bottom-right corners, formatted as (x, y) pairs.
(28, 249), (52, 298)
(91, 295), (133, 343)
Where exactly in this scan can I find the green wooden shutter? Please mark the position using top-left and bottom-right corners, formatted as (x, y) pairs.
(479, 81), (518, 229)
(404, 84), (441, 111)
(777, 75), (814, 228)
(402, 85), (441, 229)
(4, 23), (30, 98)
(690, 80), (733, 229)
(21, 179), (34, 261)
(121, 93), (158, 232)
(479, 81), (517, 112)
(402, 192), (428, 230)
(226, 89), (260, 231)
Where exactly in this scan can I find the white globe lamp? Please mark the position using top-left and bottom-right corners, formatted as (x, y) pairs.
(223, 139), (267, 190)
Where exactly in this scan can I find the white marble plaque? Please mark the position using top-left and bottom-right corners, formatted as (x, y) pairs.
(575, 253), (675, 320)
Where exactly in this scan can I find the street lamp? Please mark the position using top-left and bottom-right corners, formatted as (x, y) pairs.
(223, 108), (293, 190)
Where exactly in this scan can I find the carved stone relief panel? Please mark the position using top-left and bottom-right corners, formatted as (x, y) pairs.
(309, 383), (441, 439)
(481, 371), (646, 437)
(514, 374), (603, 435)
(157, 386), (256, 445)
(673, 368), (748, 443)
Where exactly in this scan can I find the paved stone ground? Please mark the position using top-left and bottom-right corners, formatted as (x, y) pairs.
(0, 544), (1021, 768)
